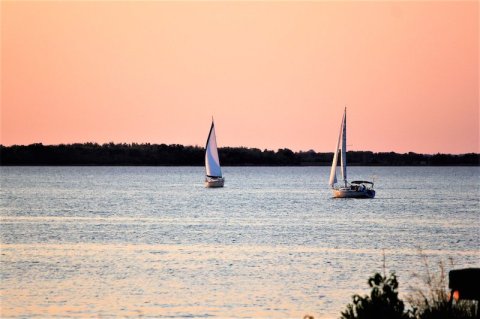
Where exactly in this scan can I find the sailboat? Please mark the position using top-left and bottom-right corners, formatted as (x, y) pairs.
(204, 119), (225, 188)
(329, 108), (375, 198)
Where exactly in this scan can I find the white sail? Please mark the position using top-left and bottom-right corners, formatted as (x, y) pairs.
(329, 151), (338, 187)
(329, 110), (344, 187)
(340, 108), (347, 186)
(205, 121), (222, 178)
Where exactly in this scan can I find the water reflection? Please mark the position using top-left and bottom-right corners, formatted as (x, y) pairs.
(1, 167), (479, 318)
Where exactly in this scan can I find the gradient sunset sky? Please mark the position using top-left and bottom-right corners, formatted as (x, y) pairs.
(1, 1), (478, 153)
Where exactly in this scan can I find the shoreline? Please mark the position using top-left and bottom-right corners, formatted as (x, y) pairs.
(1, 143), (478, 166)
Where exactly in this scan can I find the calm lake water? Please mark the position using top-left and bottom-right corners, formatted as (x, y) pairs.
(1, 166), (479, 318)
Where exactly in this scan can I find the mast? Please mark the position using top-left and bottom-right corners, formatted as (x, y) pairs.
(340, 107), (347, 187)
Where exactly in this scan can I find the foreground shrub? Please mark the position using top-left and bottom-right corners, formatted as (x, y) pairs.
(407, 256), (477, 319)
(340, 272), (414, 319)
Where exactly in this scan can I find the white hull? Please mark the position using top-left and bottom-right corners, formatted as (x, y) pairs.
(205, 177), (224, 188)
(332, 188), (375, 199)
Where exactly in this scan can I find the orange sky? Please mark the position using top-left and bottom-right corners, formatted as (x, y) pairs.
(1, 1), (478, 153)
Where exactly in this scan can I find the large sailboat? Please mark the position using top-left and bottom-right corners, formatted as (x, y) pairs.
(204, 119), (225, 188)
(329, 108), (375, 198)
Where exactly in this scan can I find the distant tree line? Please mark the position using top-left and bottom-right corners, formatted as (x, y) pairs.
(0, 143), (478, 166)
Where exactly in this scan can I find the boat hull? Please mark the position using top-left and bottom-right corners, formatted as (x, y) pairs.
(333, 188), (375, 199)
(205, 177), (224, 188)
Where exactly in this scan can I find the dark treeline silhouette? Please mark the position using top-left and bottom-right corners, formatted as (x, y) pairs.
(0, 143), (478, 166)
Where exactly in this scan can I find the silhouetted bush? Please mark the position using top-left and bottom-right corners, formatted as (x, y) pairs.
(340, 272), (414, 319)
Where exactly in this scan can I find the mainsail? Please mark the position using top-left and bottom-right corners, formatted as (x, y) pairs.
(329, 108), (347, 188)
(205, 121), (222, 178)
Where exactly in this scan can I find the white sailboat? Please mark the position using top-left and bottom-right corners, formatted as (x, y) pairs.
(329, 108), (375, 198)
(204, 119), (225, 188)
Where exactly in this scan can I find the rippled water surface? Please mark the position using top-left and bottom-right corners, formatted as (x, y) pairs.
(1, 166), (479, 318)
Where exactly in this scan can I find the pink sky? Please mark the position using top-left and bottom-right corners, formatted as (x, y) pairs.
(1, 1), (478, 153)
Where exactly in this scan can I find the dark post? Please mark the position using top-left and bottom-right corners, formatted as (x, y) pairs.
(449, 268), (480, 318)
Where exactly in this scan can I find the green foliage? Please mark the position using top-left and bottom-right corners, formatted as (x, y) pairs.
(340, 272), (414, 319)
